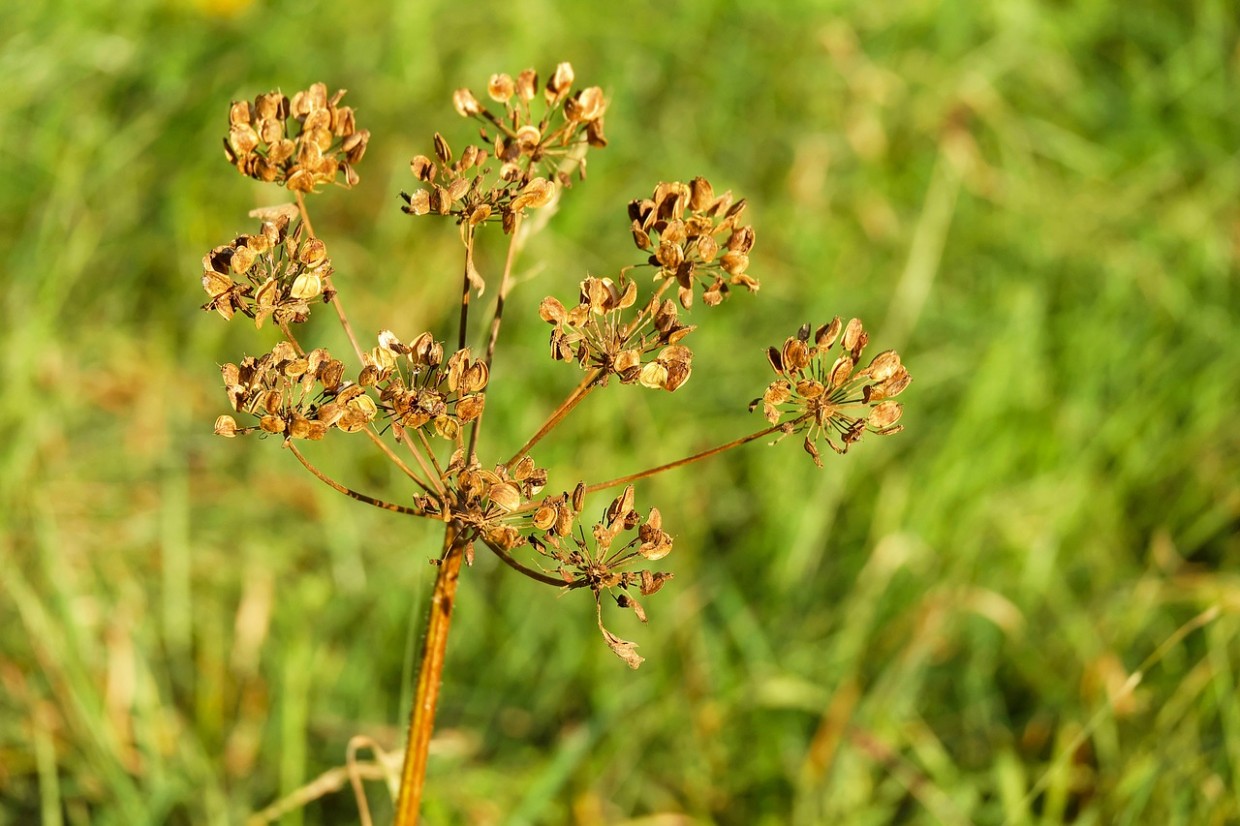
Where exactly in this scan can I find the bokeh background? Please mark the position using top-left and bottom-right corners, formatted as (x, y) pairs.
(3, 1), (1238, 823)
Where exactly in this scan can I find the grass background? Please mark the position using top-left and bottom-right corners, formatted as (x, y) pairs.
(2, 0), (1238, 823)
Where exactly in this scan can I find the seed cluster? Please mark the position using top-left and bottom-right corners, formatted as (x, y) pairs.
(401, 61), (606, 233)
(200, 214), (333, 328)
(539, 275), (696, 391)
(224, 83), (369, 191)
(629, 178), (760, 309)
(753, 318), (911, 466)
(213, 342), (365, 440)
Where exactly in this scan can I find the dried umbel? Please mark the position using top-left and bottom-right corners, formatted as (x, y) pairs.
(213, 342), (353, 440)
(224, 83), (370, 191)
(539, 275), (696, 391)
(629, 177), (760, 309)
(200, 214), (334, 328)
(752, 318), (911, 466)
(364, 329), (490, 442)
(401, 61), (607, 236)
(530, 485), (674, 669)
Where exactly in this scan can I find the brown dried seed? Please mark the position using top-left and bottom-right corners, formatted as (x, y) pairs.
(842, 318), (865, 353)
(488, 73), (515, 102)
(689, 177), (715, 212)
(796, 379), (825, 399)
(868, 401), (903, 429)
(202, 270), (234, 298)
(453, 88), (483, 117)
(516, 68), (538, 102)
(638, 361), (668, 389)
(533, 504), (557, 531)
(228, 123), (259, 156)
(696, 233), (718, 263)
(214, 415), (239, 437)
(828, 355), (855, 388)
(782, 338), (811, 372)
(447, 177), (470, 201)
(861, 350), (901, 382)
(410, 155), (435, 182)
(433, 133), (452, 164)
(803, 435), (824, 468)
(573, 86), (606, 121)
(510, 177), (554, 211)
(515, 124), (542, 149)
(719, 250), (749, 276)
(260, 414), (286, 434)
(547, 62), (574, 99)
(539, 296), (567, 325)
(293, 234), (324, 264)
(488, 482), (520, 513)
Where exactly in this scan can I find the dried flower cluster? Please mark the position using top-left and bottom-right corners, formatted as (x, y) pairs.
(367, 331), (490, 441)
(538, 274), (696, 391)
(201, 213), (333, 327)
(213, 342), (360, 440)
(629, 177), (760, 309)
(753, 318), (910, 466)
(401, 61), (606, 236)
(224, 83), (369, 191)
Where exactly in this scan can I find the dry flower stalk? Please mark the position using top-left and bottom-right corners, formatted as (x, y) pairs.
(200, 64), (911, 825)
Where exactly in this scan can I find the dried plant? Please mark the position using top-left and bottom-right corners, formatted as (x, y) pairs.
(201, 64), (911, 824)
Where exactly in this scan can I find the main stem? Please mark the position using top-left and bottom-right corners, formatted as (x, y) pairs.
(393, 525), (467, 825)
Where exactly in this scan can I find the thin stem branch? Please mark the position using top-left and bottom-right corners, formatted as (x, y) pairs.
(481, 538), (575, 588)
(363, 427), (434, 494)
(503, 368), (603, 470)
(393, 527), (467, 826)
(458, 225), (476, 352)
(295, 191), (364, 362)
(581, 418), (803, 496)
(467, 214), (524, 462)
(285, 441), (423, 516)
(277, 320), (305, 356)
(414, 429), (446, 491)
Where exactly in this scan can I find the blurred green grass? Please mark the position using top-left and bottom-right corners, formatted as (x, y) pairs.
(2, 0), (1238, 823)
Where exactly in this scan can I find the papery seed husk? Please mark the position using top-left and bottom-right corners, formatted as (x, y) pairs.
(488, 73), (515, 102)
(868, 400), (903, 429)
(862, 350), (901, 382)
(539, 296), (567, 325)
(452, 88), (483, 117)
(456, 394), (485, 422)
(689, 177), (714, 212)
(290, 272), (322, 300)
(828, 355), (855, 388)
(803, 434), (824, 468)
(872, 368), (912, 399)
(260, 414), (286, 434)
(533, 505), (556, 531)
(796, 379), (825, 399)
(782, 338), (810, 372)
(214, 415), (239, 437)
(548, 62), (574, 98)
(203, 270), (234, 298)
(489, 482), (520, 513)
(842, 318), (864, 352)
(639, 362), (668, 389)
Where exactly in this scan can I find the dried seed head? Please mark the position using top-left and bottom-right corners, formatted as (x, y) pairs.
(755, 319), (911, 460)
